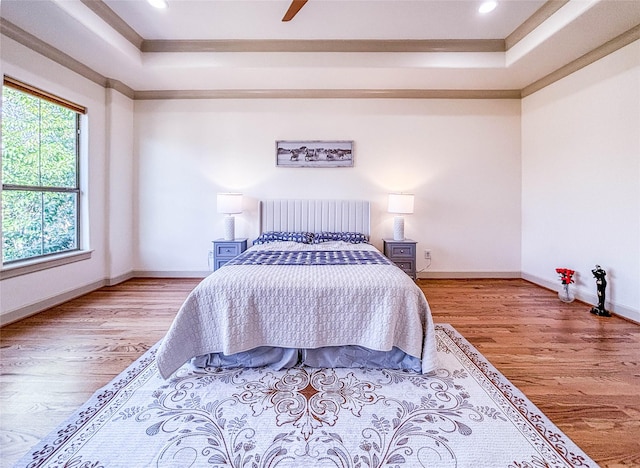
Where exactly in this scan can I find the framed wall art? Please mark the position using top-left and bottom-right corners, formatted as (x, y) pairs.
(276, 140), (354, 168)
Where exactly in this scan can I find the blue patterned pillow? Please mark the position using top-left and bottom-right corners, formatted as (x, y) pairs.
(313, 232), (369, 244)
(253, 231), (314, 245)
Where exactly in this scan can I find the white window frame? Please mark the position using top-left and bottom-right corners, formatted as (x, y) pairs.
(1, 76), (91, 279)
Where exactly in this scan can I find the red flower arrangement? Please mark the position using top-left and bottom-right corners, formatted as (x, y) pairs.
(556, 268), (575, 285)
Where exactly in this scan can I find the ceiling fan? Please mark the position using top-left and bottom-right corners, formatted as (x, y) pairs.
(282, 0), (308, 21)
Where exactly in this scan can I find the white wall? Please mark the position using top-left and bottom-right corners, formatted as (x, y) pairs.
(521, 40), (640, 321)
(134, 98), (522, 276)
(107, 89), (135, 281)
(0, 38), (134, 320)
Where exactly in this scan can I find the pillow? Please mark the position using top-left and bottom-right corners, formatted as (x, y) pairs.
(253, 231), (314, 245)
(313, 232), (369, 244)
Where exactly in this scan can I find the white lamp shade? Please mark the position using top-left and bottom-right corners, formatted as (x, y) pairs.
(388, 193), (415, 214)
(217, 193), (243, 214)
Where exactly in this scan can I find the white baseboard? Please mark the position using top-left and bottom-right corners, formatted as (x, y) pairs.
(522, 272), (640, 324)
(0, 271), (208, 327)
(418, 271), (522, 279)
(132, 270), (209, 278)
(0, 279), (107, 327)
(107, 271), (135, 286)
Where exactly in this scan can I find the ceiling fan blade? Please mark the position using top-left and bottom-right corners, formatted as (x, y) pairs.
(282, 0), (308, 21)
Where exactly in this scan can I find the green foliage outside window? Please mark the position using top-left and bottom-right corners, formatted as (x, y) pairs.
(2, 85), (80, 263)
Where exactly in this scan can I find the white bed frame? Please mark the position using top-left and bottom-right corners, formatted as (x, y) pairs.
(260, 199), (370, 236)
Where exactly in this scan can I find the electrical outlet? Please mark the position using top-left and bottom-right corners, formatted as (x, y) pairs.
(424, 249), (432, 260)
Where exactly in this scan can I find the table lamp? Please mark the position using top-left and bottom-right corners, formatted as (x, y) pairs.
(388, 193), (414, 241)
(217, 193), (243, 240)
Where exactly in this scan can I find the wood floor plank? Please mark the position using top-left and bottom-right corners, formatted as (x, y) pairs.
(420, 279), (640, 467)
(0, 278), (638, 467)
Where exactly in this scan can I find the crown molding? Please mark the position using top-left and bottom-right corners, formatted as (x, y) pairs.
(140, 39), (505, 53)
(505, 0), (569, 50)
(0, 19), (136, 99)
(133, 89), (521, 100)
(0, 18), (106, 87)
(105, 79), (135, 99)
(522, 23), (640, 97)
(80, 0), (144, 50)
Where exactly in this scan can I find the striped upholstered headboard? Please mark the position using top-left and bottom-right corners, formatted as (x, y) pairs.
(260, 200), (370, 236)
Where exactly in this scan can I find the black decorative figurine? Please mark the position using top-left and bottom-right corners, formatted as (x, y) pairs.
(590, 265), (611, 317)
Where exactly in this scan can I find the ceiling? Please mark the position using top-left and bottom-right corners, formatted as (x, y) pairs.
(105, 0), (544, 41)
(1, 0), (639, 97)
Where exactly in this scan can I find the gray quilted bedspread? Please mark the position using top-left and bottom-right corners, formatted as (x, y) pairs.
(156, 241), (437, 378)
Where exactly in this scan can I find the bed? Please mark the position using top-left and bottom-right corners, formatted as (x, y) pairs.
(156, 199), (437, 379)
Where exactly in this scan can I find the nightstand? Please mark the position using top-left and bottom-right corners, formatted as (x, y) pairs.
(213, 238), (248, 271)
(383, 238), (417, 280)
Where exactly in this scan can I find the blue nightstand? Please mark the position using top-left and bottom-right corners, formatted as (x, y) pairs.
(213, 238), (247, 271)
(383, 238), (417, 280)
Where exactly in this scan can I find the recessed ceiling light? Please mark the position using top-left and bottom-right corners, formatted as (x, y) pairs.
(479, 1), (497, 13)
(147, 0), (168, 9)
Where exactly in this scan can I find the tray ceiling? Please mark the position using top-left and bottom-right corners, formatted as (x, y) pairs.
(1, 0), (639, 96)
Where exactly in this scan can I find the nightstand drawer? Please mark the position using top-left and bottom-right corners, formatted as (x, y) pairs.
(389, 245), (415, 258)
(215, 259), (231, 270)
(393, 260), (415, 273)
(216, 244), (243, 257)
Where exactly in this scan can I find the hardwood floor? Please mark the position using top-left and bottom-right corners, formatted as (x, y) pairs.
(1, 278), (638, 467)
(420, 279), (640, 468)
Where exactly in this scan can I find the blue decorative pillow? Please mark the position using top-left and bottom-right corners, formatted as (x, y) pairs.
(313, 232), (369, 244)
(253, 231), (315, 245)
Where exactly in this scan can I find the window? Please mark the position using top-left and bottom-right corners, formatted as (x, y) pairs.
(2, 77), (86, 264)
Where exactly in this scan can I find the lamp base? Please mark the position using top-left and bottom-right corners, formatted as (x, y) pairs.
(223, 216), (235, 241)
(393, 216), (405, 241)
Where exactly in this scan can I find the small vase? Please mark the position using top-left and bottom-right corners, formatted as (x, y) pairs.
(558, 283), (575, 303)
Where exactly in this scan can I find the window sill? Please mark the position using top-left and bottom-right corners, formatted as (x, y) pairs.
(0, 250), (93, 280)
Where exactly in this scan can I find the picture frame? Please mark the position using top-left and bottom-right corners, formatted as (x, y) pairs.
(276, 140), (354, 168)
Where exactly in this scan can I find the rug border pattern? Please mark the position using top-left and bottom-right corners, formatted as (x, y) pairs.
(436, 324), (595, 468)
(20, 343), (161, 468)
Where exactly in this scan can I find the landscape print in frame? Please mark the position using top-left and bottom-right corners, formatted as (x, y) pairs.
(276, 140), (354, 168)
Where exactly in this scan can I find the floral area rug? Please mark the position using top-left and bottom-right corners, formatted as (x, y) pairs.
(15, 324), (596, 467)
